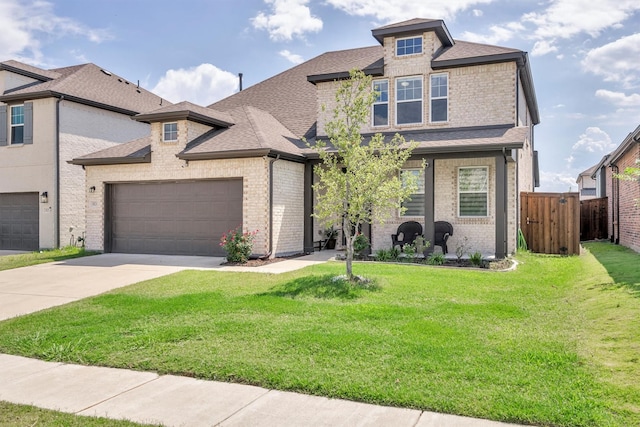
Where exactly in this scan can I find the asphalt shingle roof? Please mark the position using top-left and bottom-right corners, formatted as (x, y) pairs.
(1, 61), (167, 115)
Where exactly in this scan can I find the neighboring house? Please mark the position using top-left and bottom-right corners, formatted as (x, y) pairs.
(576, 165), (598, 200)
(591, 125), (640, 251)
(72, 18), (539, 258)
(0, 60), (166, 250)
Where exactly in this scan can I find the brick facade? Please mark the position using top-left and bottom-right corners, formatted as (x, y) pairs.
(607, 143), (640, 252)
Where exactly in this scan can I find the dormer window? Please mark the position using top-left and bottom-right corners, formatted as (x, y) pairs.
(396, 36), (422, 56)
(163, 122), (178, 142)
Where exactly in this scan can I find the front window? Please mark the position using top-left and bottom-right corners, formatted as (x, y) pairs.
(396, 77), (423, 125)
(396, 36), (422, 56)
(163, 122), (178, 142)
(372, 80), (388, 126)
(430, 74), (448, 122)
(458, 167), (488, 217)
(401, 168), (424, 216)
(10, 105), (24, 144)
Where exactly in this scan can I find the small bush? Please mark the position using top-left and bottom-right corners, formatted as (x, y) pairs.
(375, 248), (391, 261)
(353, 233), (370, 257)
(413, 236), (430, 255)
(220, 227), (258, 263)
(402, 243), (416, 258)
(428, 253), (445, 265)
(456, 236), (469, 262)
(389, 246), (401, 260)
(469, 251), (483, 267)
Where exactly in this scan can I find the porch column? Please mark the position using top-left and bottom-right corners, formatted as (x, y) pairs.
(423, 158), (435, 253)
(495, 154), (507, 258)
(304, 161), (315, 253)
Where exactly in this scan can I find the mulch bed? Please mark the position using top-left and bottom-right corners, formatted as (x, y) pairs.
(222, 253), (305, 267)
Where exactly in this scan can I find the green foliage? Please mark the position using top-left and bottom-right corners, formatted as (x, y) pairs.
(374, 248), (391, 261)
(413, 235), (430, 254)
(0, 247), (96, 272)
(219, 227), (257, 263)
(353, 233), (370, 257)
(402, 243), (416, 258)
(469, 251), (483, 267)
(613, 160), (640, 206)
(309, 69), (418, 279)
(455, 236), (469, 261)
(517, 228), (528, 251)
(428, 253), (445, 265)
(388, 246), (401, 260)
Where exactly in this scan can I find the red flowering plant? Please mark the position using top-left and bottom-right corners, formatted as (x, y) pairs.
(220, 227), (258, 263)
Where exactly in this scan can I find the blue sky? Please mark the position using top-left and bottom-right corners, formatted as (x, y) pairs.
(2, 0), (639, 192)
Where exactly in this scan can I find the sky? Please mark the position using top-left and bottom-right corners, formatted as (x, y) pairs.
(1, 0), (639, 193)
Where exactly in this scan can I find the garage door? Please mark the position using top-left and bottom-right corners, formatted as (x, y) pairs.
(0, 192), (39, 251)
(108, 180), (242, 256)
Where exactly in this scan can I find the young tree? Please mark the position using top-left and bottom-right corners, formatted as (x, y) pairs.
(311, 70), (419, 280)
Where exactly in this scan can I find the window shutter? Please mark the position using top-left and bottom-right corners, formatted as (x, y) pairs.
(0, 105), (7, 146)
(23, 102), (33, 145)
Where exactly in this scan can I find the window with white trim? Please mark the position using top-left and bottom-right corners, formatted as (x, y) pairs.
(10, 105), (24, 144)
(396, 77), (422, 125)
(372, 80), (388, 126)
(430, 74), (448, 122)
(401, 168), (424, 216)
(396, 36), (422, 56)
(458, 167), (488, 217)
(163, 122), (178, 142)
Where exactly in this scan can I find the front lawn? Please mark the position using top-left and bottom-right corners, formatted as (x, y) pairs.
(0, 246), (96, 271)
(0, 243), (637, 426)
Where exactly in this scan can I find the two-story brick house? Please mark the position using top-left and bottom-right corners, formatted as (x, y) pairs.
(0, 60), (165, 250)
(73, 18), (539, 258)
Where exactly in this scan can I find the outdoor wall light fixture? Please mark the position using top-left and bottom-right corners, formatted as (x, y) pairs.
(40, 191), (48, 204)
(89, 186), (96, 193)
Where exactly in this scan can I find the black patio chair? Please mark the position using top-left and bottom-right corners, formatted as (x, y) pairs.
(391, 221), (423, 250)
(434, 221), (453, 254)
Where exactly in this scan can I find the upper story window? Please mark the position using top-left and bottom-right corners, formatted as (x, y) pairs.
(396, 77), (423, 125)
(396, 36), (422, 56)
(163, 122), (178, 142)
(458, 167), (488, 217)
(400, 168), (424, 216)
(372, 80), (388, 127)
(10, 105), (24, 144)
(430, 74), (448, 123)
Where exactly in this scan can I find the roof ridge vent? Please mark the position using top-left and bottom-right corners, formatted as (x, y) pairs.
(101, 69), (112, 76)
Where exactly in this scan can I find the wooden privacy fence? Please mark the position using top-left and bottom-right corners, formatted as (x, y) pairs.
(580, 197), (608, 241)
(520, 192), (580, 255)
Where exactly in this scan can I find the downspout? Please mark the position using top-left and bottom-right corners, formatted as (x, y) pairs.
(612, 164), (620, 244)
(55, 95), (64, 248)
(267, 154), (281, 258)
(502, 147), (509, 254)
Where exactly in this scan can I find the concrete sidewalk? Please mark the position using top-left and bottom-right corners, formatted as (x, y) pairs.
(0, 354), (524, 427)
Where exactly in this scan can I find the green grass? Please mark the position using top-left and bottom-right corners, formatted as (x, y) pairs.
(0, 246), (96, 271)
(0, 243), (638, 426)
(0, 401), (160, 426)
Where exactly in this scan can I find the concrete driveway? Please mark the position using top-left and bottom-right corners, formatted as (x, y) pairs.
(0, 253), (225, 321)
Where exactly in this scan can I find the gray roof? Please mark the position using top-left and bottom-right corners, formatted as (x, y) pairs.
(0, 60), (61, 80)
(372, 18), (454, 47)
(1, 61), (166, 115)
(134, 101), (234, 127)
(211, 46), (384, 139)
(70, 136), (151, 166)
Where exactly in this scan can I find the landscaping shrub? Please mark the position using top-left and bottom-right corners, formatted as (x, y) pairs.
(428, 253), (445, 265)
(469, 251), (483, 267)
(220, 227), (258, 263)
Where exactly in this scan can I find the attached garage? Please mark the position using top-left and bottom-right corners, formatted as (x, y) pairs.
(105, 180), (242, 256)
(0, 192), (39, 251)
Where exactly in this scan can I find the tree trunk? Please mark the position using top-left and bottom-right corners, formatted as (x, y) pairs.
(344, 219), (354, 280)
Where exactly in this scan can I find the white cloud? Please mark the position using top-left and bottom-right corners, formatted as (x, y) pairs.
(531, 39), (558, 57)
(539, 171), (580, 193)
(324, 0), (492, 23)
(595, 89), (640, 107)
(152, 64), (239, 106)
(279, 50), (304, 64)
(583, 33), (640, 87)
(472, 9), (483, 17)
(0, 0), (111, 64)
(568, 127), (616, 168)
(252, 0), (322, 41)
(460, 21), (524, 45)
